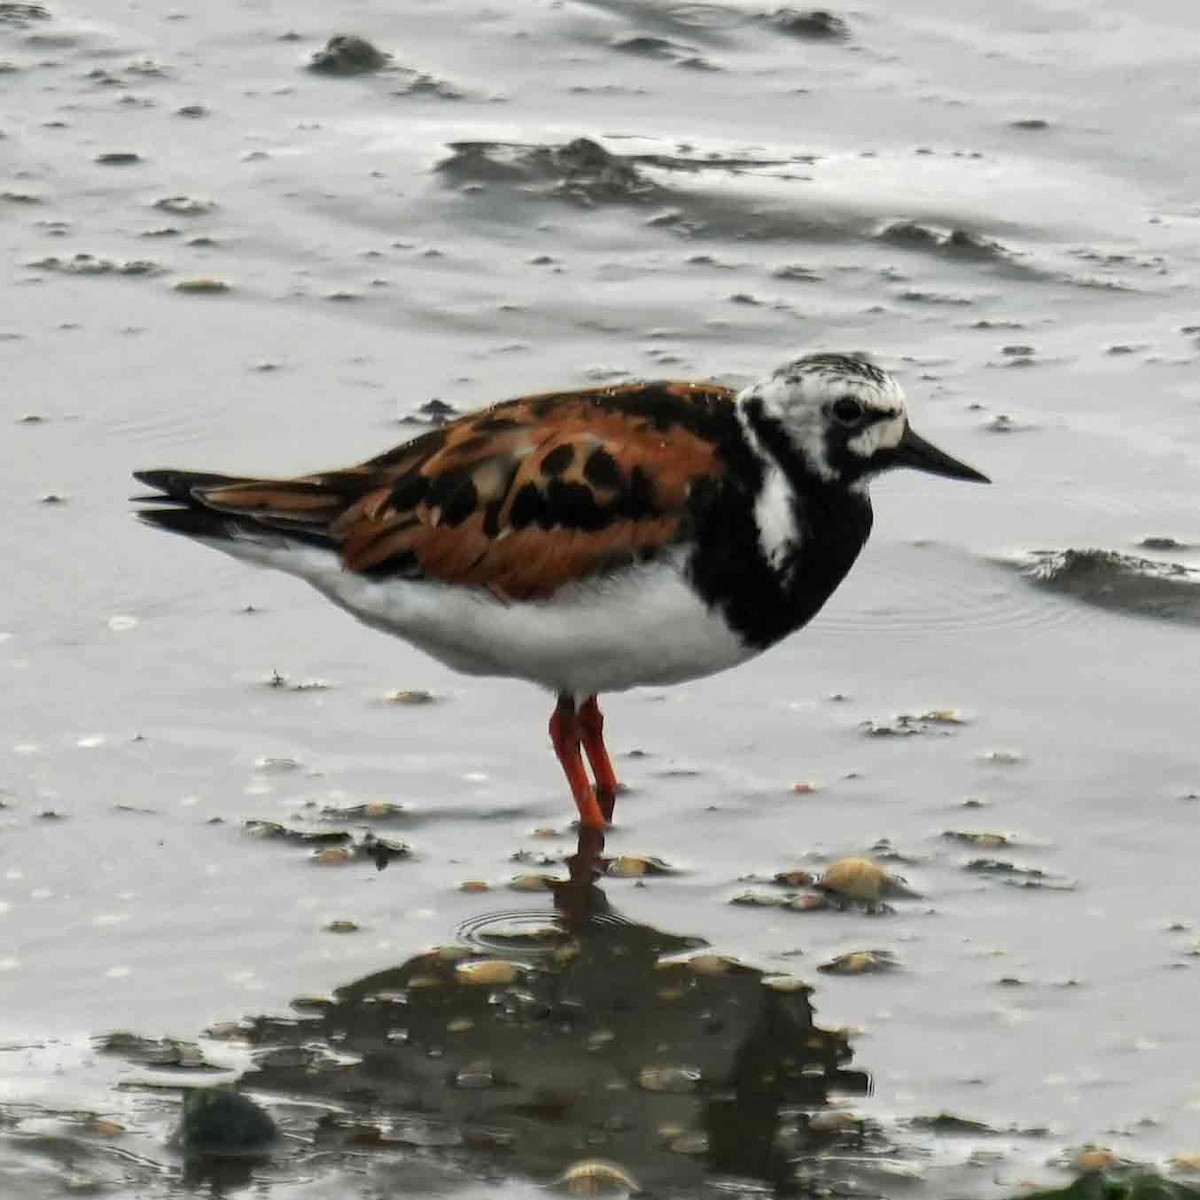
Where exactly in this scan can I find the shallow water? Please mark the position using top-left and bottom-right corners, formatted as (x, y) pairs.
(3, 0), (1200, 1195)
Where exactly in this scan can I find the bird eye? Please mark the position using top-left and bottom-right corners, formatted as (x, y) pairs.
(831, 396), (864, 426)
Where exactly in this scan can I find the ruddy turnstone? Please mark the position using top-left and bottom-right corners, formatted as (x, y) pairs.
(135, 353), (987, 831)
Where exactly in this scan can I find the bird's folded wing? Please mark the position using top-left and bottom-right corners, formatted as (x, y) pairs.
(193, 381), (736, 600)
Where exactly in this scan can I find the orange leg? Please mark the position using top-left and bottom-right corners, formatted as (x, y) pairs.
(578, 695), (620, 823)
(549, 695), (606, 831)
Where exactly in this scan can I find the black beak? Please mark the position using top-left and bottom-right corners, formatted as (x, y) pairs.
(890, 424), (990, 483)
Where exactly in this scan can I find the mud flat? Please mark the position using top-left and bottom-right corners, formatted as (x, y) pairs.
(3, 0), (1200, 1195)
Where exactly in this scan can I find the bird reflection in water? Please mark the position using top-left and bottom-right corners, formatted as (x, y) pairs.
(235, 828), (871, 1196)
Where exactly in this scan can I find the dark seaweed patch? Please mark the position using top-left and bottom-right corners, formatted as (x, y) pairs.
(308, 34), (390, 75)
(611, 35), (692, 59)
(436, 137), (659, 205)
(390, 66), (462, 99)
(1017, 549), (1200, 624)
(0, 2), (49, 24)
(878, 221), (1012, 265)
(179, 1088), (277, 1156)
(761, 8), (849, 39)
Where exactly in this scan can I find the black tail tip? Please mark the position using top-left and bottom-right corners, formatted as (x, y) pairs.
(135, 506), (234, 539)
(131, 469), (247, 502)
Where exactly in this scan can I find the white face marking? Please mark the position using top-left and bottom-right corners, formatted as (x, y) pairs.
(734, 402), (803, 574)
(753, 462), (797, 572)
(846, 412), (905, 458)
(745, 373), (838, 482)
(739, 354), (908, 485)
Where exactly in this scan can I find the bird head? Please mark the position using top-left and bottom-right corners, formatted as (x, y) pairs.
(741, 353), (989, 487)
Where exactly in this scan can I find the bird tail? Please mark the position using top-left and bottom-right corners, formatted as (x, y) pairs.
(132, 468), (349, 551)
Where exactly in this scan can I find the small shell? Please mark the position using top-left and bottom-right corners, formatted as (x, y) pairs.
(1073, 1147), (1116, 1174)
(84, 1118), (125, 1136)
(290, 996), (333, 1013)
(324, 919), (359, 934)
(458, 879), (491, 893)
(312, 847), (354, 866)
(384, 688), (435, 705)
(637, 1065), (700, 1093)
(808, 1110), (862, 1134)
(687, 953), (743, 976)
(791, 781), (819, 794)
(363, 800), (401, 819)
(256, 755), (301, 773)
(508, 872), (557, 892)
(206, 1021), (249, 1039)
(943, 830), (1011, 849)
(454, 959), (520, 986)
(761, 975), (812, 994)
(446, 1017), (474, 1033)
(667, 1132), (708, 1156)
(607, 855), (650, 878)
(818, 949), (897, 976)
(453, 1062), (496, 1089)
(981, 749), (1023, 765)
(606, 855), (674, 878)
(922, 708), (965, 725)
(553, 1158), (640, 1197)
(174, 277), (231, 294)
(818, 857), (890, 902)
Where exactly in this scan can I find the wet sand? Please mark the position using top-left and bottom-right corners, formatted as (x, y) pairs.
(3, 0), (1200, 1195)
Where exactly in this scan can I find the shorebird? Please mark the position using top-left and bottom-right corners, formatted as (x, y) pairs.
(135, 353), (987, 830)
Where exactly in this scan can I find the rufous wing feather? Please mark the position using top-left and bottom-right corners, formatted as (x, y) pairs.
(182, 380), (738, 599)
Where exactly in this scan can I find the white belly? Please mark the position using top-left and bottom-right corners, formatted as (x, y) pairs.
(213, 537), (756, 696)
